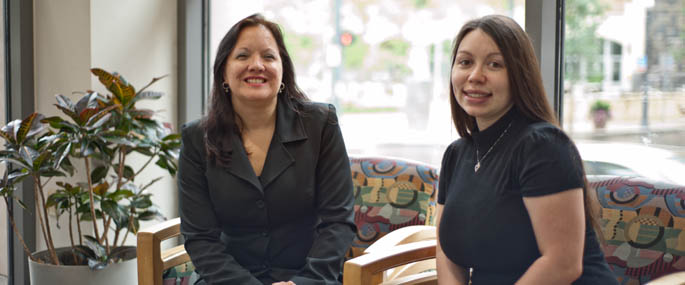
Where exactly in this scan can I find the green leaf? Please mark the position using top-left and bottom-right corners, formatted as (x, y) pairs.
(0, 129), (14, 144)
(74, 92), (99, 116)
(138, 210), (164, 221)
(132, 91), (163, 104)
(17, 113), (44, 143)
(18, 146), (37, 168)
(101, 200), (123, 221)
(161, 133), (181, 141)
(108, 189), (135, 200)
(90, 165), (109, 183)
(129, 109), (155, 119)
(133, 147), (154, 156)
(39, 169), (66, 177)
(132, 196), (152, 208)
(53, 105), (80, 124)
(155, 157), (169, 170)
(55, 94), (75, 112)
(32, 151), (51, 171)
(85, 104), (119, 129)
(54, 142), (72, 169)
(83, 235), (106, 259)
(93, 181), (110, 196)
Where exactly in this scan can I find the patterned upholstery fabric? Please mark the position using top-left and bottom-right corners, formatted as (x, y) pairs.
(347, 156), (439, 258)
(589, 175), (685, 284)
(162, 262), (195, 285)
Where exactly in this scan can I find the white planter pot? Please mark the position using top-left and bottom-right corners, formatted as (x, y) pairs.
(28, 246), (138, 285)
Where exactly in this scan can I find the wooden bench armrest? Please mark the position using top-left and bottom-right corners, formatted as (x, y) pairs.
(138, 217), (187, 285)
(344, 240), (436, 285)
(381, 271), (437, 285)
(364, 226), (436, 255)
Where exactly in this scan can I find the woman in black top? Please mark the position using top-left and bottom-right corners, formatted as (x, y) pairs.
(436, 15), (617, 284)
(178, 14), (356, 285)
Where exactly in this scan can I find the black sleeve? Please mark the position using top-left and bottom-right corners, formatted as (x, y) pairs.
(177, 122), (262, 285)
(290, 104), (357, 285)
(515, 124), (585, 197)
(438, 141), (457, 205)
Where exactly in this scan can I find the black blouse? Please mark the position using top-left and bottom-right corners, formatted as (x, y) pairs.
(437, 107), (617, 284)
(178, 101), (356, 285)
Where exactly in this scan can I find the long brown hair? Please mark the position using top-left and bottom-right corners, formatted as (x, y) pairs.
(203, 13), (308, 167)
(448, 15), (601, 236)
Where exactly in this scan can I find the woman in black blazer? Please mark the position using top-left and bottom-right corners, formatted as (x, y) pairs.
(178, 14), (356, 285)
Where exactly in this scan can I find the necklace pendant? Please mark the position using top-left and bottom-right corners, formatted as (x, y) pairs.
(474, 162), (481, 172)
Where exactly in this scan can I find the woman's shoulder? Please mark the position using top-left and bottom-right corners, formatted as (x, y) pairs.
(181, 118), (205, 135)
(518, 121), (572, 146)
(297, 101), (339, 123)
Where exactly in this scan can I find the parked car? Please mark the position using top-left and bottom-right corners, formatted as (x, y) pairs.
(575, 141), (685, 185)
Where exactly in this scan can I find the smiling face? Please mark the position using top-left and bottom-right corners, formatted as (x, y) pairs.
(224, 25), (283, 108)
(451, 28), (512, 130)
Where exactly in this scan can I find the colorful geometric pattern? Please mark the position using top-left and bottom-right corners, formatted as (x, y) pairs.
(162, 261), (195, 285)
(347, 156), (439, 259)
(589, 176), (685, 284)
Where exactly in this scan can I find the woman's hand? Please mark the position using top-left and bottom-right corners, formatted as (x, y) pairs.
(272, 281), (296, 285)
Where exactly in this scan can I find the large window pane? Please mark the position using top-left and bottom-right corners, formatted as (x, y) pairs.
(563, 0), (685, 184)
(210, 0), (525, 166)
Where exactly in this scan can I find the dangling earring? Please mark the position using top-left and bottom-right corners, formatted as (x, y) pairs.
(222, 82), (230, 94)
(279, 82), (285, 94)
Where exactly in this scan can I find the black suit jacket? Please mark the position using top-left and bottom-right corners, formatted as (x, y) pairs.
(178, 101), (356, 284)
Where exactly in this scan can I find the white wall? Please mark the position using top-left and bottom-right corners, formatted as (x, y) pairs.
(33, 0), (177, 251)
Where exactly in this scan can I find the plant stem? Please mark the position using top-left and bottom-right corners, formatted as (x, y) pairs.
(113, 227), (120, 246)
(67, 204), (78, 264)
(3, 197), (38, 262)
(116, 146), (126, 190)
(75, 203), (83, 245)
(34, 176), (59, 265)
(101, 215), (112, 254)
(84, 157), (101, 242)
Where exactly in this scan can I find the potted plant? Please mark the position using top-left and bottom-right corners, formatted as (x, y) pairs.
(590, 99), (611, 129)
(0, 68), (181, 284)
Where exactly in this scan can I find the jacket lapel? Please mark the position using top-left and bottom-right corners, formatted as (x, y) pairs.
(225, 134), (263, 192)
(260, 101), (308, 189)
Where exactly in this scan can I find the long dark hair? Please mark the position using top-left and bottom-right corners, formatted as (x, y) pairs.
(203, 13), (308, 167)
(448, 15), (601, 237)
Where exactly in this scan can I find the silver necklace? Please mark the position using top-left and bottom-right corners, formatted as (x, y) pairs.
(474, 122), (513, 172)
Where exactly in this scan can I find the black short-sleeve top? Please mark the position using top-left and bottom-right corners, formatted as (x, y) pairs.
(437, 107), (617, 284)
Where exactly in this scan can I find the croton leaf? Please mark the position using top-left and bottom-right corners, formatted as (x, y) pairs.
(53, 104), (80, 124)
(129, 109), (155, 120)
(17, 113), (45, 143)
(1, 119), (21, 142)
(78, 108), (99, 125)
(55, 94), (75, 112)
(74, 92), (99, 116)
(132, 91), (163, 104)
(0, 129), (14, 144)
(32, 151), (51, 171)
(85, 104), (119, 128)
